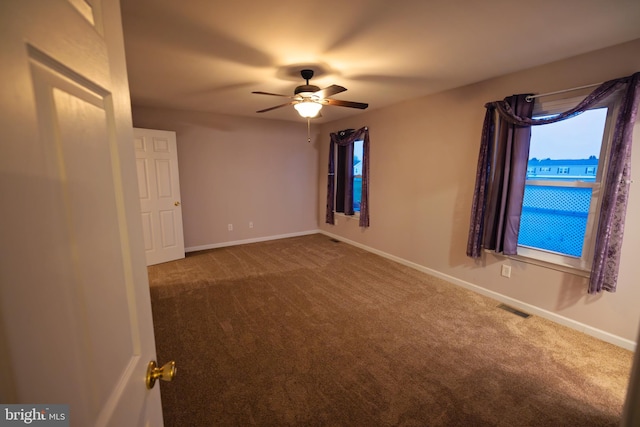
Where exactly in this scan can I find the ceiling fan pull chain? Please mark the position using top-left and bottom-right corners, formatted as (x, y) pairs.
(307, 118), (311, 143)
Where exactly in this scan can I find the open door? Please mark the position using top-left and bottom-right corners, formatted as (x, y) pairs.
(134, 128), (185, 266)
(0, 1), (167, 425)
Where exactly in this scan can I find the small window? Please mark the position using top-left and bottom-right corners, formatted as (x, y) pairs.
(517, 94), (618, 272)
(335, 139), (364, 214)
(352, 140), (363, 212)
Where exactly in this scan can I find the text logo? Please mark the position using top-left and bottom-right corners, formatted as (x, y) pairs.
(0, 405), (68, 426)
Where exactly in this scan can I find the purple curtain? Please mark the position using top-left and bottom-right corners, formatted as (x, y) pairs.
(326, 126), (370, 227)
(467, 71), (640, 293)
(336, 143), (355, 215)
(480, 95), (534, 255)
(590, 73), (640, 293)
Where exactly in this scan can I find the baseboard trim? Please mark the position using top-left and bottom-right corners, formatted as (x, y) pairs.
(185, 229), (321, 253)
(319, 230), (636, 351)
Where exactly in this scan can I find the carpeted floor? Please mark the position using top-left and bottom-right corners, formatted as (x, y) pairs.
(148, 234), (633, 426)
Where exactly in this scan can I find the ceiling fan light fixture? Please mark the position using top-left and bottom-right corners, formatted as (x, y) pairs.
(252, 69), (367, 118)
(294, 100), (322, 118)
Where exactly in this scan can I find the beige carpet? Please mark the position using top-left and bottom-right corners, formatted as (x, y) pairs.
(148, 234), (633, 426)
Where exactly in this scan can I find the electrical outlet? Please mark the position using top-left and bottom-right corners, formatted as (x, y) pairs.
(228, 224), (233, 231)
(501, 264), (511, 278)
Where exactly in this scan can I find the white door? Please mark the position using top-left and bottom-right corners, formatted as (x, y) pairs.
(134, 128), (185, 266)
(0, 1), (165, 426)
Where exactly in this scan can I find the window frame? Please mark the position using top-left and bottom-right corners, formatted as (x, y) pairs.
(512, 93), (620, 274)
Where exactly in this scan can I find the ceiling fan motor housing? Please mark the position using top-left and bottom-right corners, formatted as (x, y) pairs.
(295, 69), (319, 95)
(294, 84), (320, 95)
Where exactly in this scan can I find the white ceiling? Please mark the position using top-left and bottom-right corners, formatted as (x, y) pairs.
(120, 0), (640, 123)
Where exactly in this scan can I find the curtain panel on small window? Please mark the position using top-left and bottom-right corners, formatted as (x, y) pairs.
(467, 71), (640, 293)
(326, 126), (370, 227)
(335, 143), (354, 214)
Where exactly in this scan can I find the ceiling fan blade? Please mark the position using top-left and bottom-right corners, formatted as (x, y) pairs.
(325, 98), (369, 109)
(314, 85), (347, 99)
(252, 91), (294, 98)
(256, 101), (295, 113)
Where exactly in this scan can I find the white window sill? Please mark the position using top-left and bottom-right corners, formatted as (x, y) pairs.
(333, 212), (360, 219)
(485, 248), (590, 278)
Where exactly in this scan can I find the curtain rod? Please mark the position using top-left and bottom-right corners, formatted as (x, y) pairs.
(525, 81), (603, 102)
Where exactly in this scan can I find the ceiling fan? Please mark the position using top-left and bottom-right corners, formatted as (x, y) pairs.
(252, 69), (368, 118)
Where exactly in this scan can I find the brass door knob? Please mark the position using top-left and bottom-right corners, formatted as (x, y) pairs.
(146, 360), (176, 389)
(174, 201), (181, 206)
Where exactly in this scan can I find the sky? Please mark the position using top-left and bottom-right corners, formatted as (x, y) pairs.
(353, 140), (364, 165)
(528, 108), (608, 160)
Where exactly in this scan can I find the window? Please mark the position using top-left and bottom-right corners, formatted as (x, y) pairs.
(326, 126), (370, 228)
(352, 140), (363, 212)
(516, 95), (618, 272)
(335, 139), (363, 213)
(467, 73), (637, 292)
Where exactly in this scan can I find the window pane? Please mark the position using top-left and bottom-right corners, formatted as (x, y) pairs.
(353, 140), (363, 212)
(518, 185), (592, 257)
(518, 107), (608, 260)
(526, 108), (607, 182)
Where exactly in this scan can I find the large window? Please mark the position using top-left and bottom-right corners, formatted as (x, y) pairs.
(467, 72), (639, 293)
(516, 96), (617, 272)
